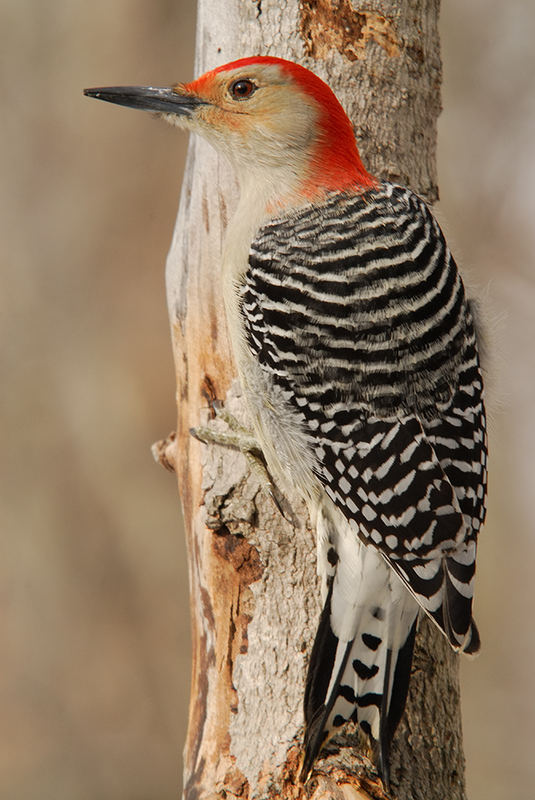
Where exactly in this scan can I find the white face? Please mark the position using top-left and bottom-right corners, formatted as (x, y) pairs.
(165, 64), (321, 181)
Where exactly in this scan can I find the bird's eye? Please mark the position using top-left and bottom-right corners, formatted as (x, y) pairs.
(229, 79), (257, 101)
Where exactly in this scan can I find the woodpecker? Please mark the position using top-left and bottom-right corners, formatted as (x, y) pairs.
(85, 57), (487, 785)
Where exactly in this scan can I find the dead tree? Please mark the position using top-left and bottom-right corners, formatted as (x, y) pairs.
(154, 1), (468, 798)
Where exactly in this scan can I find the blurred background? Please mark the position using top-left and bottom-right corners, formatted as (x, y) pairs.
(1, 2), (533, 799)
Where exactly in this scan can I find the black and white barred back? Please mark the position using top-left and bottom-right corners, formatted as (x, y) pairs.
(239, 182), (487, 780)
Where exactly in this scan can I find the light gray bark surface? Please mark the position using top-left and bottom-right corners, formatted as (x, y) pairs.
(163, 2), (467, 798)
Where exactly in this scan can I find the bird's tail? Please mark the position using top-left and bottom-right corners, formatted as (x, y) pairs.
(302, 538), (418, 787)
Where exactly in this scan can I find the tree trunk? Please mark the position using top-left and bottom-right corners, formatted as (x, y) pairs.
(158, 2), (468, 798)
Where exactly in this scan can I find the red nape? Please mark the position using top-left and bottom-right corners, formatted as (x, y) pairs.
(188, 56), (377, 197)
(273, 59), (376, 196)
(215, 57), (377, 196)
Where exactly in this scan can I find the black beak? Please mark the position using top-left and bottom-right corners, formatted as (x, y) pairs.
(83, 85), (204, 116)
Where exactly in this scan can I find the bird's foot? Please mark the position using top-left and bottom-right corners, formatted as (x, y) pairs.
(191, 405), (289, 521)
(190, 404), (261, 460)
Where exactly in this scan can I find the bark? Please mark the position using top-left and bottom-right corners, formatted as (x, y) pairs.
(159, 2), (467, 798)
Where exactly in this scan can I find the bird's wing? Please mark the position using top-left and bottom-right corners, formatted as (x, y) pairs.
(241, 183), (487, 648)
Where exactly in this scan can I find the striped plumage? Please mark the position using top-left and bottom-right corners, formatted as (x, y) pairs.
(240, 181), (487, 781)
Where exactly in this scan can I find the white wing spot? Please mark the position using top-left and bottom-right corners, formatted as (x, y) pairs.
(339, 476), (351, 495)
(346, 497), (358, 514)
(394, 470), (416, 495)
(385, 534), (398, 550)
(380, 423), (401, 449)
(375, 455), (396, 480)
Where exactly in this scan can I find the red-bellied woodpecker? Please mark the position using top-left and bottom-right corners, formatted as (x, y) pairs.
(85, 56), (487, 786)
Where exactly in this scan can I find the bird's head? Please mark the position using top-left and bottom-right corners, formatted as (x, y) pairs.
(85, 56), (375, 206)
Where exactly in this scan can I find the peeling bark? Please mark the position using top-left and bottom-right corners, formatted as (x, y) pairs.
(163, 2), (467, 799)
(300, 2), (401, 61)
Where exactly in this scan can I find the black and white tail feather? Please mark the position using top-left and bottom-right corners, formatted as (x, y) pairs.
(240, 181), (488, 784)
(303, 514), (419, 787)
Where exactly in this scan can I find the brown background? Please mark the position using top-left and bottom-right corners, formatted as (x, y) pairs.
(1, 2), (533, 799)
